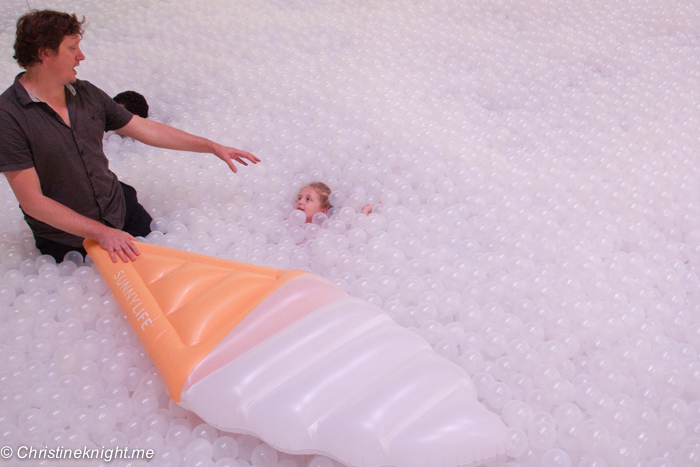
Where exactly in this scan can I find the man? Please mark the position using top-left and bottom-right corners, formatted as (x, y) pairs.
(0, 10), (259, 263)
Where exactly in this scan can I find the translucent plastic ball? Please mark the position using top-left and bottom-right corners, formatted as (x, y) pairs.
(434, 340), (458, 360)
(236, 433), (262, 460)
(312, 212), (328, 226)
(288, 210), (306, 227)
(541, 448), (572, 467)
(52, 346), (80, 374)
(142, 413), (169, 437)
(136, 428), (165, 452)
(485, 382), (512, 410)
(543, 378), (575, 405)
(347, 228), (368, 246)
(483, 332), (508, 358)
(109, 397), (133, 424)
(192, 423), (219, 444)
(506, 427), (529, 458)
(502, 400), (535, 430)
(57, 282), (83, 303)
(250, 443), (279, 467)
(557, 421), (581, 452)
(329, 192), (347, 207)
(528, 420), (558, 451)
(73, 379), (104, 405)
(399, 276), (423, 302)
(148, 445), (182, 467)
(150, 217), (169, 233)
(91, 408), (117, 436)
(554, 403), (583, 427)
(508, 373), (535, 401)
(215, 458), (240, 467)
(139, 373), (166, 396)
(675, 444), (700, 467)
(120, 415), (143, 441)
(459, 303), (483, 332)
(307, 456), (335, 467)
(2, 249), (24, 269)
(165, 424), (192, 450)
(457, 350), (484, 375)
(212, 436), (239, 461)
(579, 423), (612, 457)
(86, 275), (108, 294)
(63, 250), (84, 266)
(656, 416), (686, 447)
(0, 284), (17, 305)
(185, 437), (214, 463)
(190, 216), (212, 234)
(132, 391), (160, 417)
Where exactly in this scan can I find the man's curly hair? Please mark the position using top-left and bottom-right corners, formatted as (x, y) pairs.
(14, 10), (85, 69)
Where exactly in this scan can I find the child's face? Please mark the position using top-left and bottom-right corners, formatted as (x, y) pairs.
(296, 186), (327, 223)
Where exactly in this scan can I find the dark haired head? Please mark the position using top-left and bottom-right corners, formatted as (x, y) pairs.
(113, 91), (149, 119)
(14, 10), (85, 69)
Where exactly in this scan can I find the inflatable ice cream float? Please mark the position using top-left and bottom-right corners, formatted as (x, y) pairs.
(85, 239), (510, 467)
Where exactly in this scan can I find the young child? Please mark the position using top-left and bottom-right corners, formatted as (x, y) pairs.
(296, 182), (332, 223)
(295, 182), (372, 224)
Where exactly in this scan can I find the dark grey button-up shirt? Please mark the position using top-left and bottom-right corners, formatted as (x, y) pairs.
(0, 73), (133, 247)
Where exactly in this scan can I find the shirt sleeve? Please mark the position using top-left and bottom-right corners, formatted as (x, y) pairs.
(91, 83), (133, 131)
(0, 109), (35, 172)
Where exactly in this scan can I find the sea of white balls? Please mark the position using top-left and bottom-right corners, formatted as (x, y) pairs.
(2, 0), (700, 466)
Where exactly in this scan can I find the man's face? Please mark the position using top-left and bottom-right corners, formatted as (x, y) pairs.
(44, 34), (84, 84)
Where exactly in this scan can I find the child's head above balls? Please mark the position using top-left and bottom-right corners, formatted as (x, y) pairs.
(296, 182), (332, 223)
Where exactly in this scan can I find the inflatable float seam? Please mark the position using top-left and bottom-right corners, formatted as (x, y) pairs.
(151, 268), (274, 318)
(136, 257), (186, 285)
(166, 275), (279, 346)
(297, 341), (433, 439)
(196, 320), (411, 430)
(140, 248), (286, 277)
(380, 382), (476, 464)
(237, 311), (391, 385)
(149, 262), (223, 313)
(235, 314), (396, 407)
(465, 442), (504, 467)
(301, 347), (437, 438)
(455, 416), (511, 467)
(167, 268), (304, 350)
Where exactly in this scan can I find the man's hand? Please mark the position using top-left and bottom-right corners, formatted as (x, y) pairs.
(95, 227), (140, 263)
(5, 168), (141, 263)
(212, 144), (261, 173)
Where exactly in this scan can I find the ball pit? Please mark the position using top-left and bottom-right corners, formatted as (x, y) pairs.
(2, 0), (700, 466)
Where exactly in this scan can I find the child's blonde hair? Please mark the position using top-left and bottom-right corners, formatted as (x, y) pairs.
(304, 182), (333, 210)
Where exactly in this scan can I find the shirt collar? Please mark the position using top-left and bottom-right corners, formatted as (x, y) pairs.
(13, 73), (34, 106)
(13, 72), (77, 104)
(25, 88), (41, 103)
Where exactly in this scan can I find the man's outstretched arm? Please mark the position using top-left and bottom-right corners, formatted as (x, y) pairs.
(115, 116), (260, 173)
(4, 168), (139, 263)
